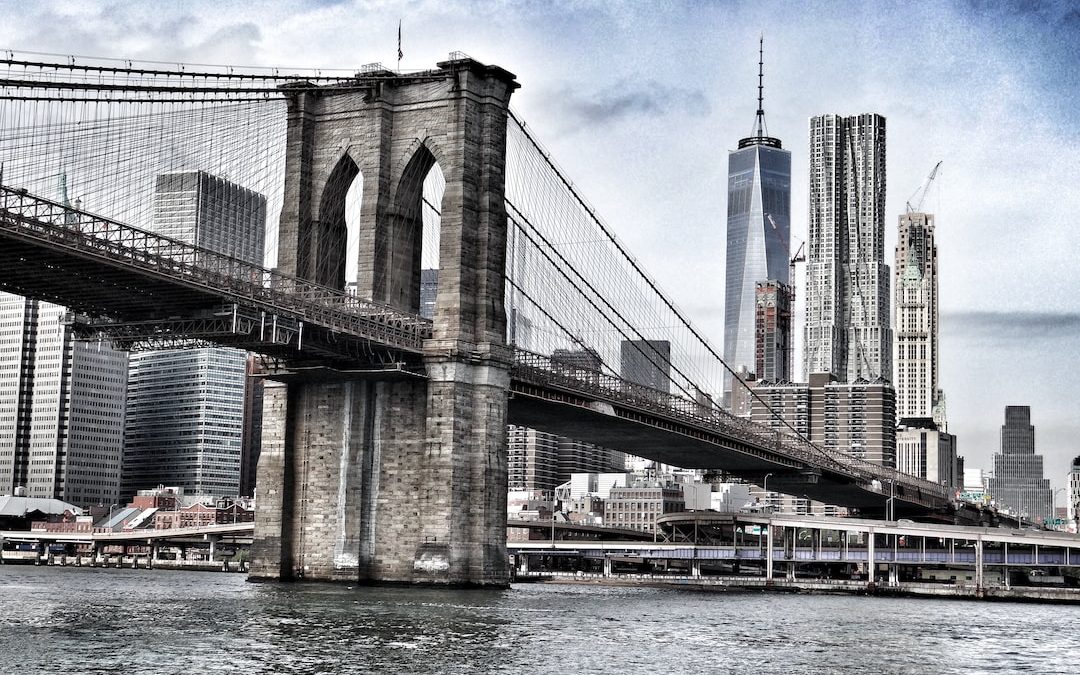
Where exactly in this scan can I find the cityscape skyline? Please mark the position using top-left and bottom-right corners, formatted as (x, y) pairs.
(0, 0), (1078, 489)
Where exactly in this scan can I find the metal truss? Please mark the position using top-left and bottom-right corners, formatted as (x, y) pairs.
(511, 348), (948, 509)
(0, 187), (432, 358)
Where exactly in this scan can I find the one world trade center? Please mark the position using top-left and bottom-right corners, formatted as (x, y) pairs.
(723, 37), (791, 403)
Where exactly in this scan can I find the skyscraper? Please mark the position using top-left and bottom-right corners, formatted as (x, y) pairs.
(506, 425), (626, 493)
(122, 171), (266, 499)
(989, 406), (1052, 522)
(419, 268), (439, 320)
(754, 280), (792, 382)
(894, 212), (942, 422)
(0, 294), (128, 509)
(151, 171), (266, 265)
(1068, 456), (1080, 525)
(804, 113), (891, 383)
(893, 210), (957, 487)
(620, 339), (672, 391)
(724, 39), (791, 396)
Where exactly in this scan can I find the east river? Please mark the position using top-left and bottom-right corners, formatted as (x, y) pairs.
(1, 566), (1077, 674)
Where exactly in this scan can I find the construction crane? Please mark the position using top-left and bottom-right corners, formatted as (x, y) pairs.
(785, 240), (806, 379)
(905, 160), (942, 214)
(788, 240), (806, 289)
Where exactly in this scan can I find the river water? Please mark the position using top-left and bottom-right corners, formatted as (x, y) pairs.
(0, 566), (1075, 674)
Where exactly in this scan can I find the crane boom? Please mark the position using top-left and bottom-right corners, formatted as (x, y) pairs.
(905, 160), (942, 214)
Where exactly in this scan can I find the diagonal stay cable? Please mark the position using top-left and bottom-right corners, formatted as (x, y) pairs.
(508, 111), (838, 470)
(506, 201), (699, 403)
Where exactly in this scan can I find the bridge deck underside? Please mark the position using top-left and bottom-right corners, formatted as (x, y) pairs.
(0, 234), (415, 367)
(509, 390), (933, 513)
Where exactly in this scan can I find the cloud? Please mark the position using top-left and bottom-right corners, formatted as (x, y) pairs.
(544, 80), (710, 131)
(176, 22), (262, 65)
(944, 310), (1080, 341)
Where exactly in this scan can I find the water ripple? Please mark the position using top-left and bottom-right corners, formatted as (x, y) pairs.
(1, 567), (1078, 674)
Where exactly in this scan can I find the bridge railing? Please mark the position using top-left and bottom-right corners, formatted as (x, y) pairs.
(0, 186), (432, 351)
(511, 349), (948, 506)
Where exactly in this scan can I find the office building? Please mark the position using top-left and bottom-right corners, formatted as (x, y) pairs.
(122, 171), (265, 499)
(151, 171), (266, 265)
(988, 406), (1052, 522)
(419, 268), (438, 320)
(507, 425), (626, 493)
(0, 294), (128, 509)
(604, 484), (684, 533)
(620, 339), (672, 391)
(754, 280), (793, 382)
(124, 349), (248, 497)
(896, 419), (958, 488)
(723, 39), (791, 400)
(804, 113), (891, 383)
(750, 373), (896, 467)
(894, 212), (944, 424)
(1068, 457), (1080, 524)
(551, 348), (603, 372)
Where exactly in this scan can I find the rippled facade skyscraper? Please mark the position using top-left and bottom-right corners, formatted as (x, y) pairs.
(804, 113), (891, 383)
(723, 40), (791, 399)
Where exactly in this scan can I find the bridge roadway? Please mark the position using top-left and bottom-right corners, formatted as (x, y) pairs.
(0, 186), (430, 365)
(0, 187), (950, 515)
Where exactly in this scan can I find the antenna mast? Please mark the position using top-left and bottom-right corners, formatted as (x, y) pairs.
(755, 34), (766, 139)
(739, 35), (781, 149)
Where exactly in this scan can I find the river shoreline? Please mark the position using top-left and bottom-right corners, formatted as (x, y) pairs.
(520, 571), (1080, 604)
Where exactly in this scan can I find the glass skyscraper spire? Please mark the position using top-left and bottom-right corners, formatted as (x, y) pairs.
(724, 38), (791, 393)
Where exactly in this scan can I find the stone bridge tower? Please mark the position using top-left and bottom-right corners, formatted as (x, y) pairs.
(249, 57), (518, 586)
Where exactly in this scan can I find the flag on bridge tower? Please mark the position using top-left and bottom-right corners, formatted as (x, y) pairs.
(397, 20), (403, 67)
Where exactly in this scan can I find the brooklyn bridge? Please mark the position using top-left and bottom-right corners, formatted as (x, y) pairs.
(0, 52), (961, 586)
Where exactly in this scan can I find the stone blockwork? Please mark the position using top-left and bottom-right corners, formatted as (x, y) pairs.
(251, 58), (518, 586)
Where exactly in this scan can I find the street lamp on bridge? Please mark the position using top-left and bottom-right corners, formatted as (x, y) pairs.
(762, 473), (773, 513)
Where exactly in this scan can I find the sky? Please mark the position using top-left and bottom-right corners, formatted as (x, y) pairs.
(2, 0), (1079, 491)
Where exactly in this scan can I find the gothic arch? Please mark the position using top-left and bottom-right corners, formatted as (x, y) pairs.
(311, 152), (361, 289)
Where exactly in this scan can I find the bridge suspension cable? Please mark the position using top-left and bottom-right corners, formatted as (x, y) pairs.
(0, 51), (950, 506)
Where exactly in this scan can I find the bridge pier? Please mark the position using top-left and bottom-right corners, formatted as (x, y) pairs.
(250, 58), (518, 587)
(251, 359), (511, 586)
